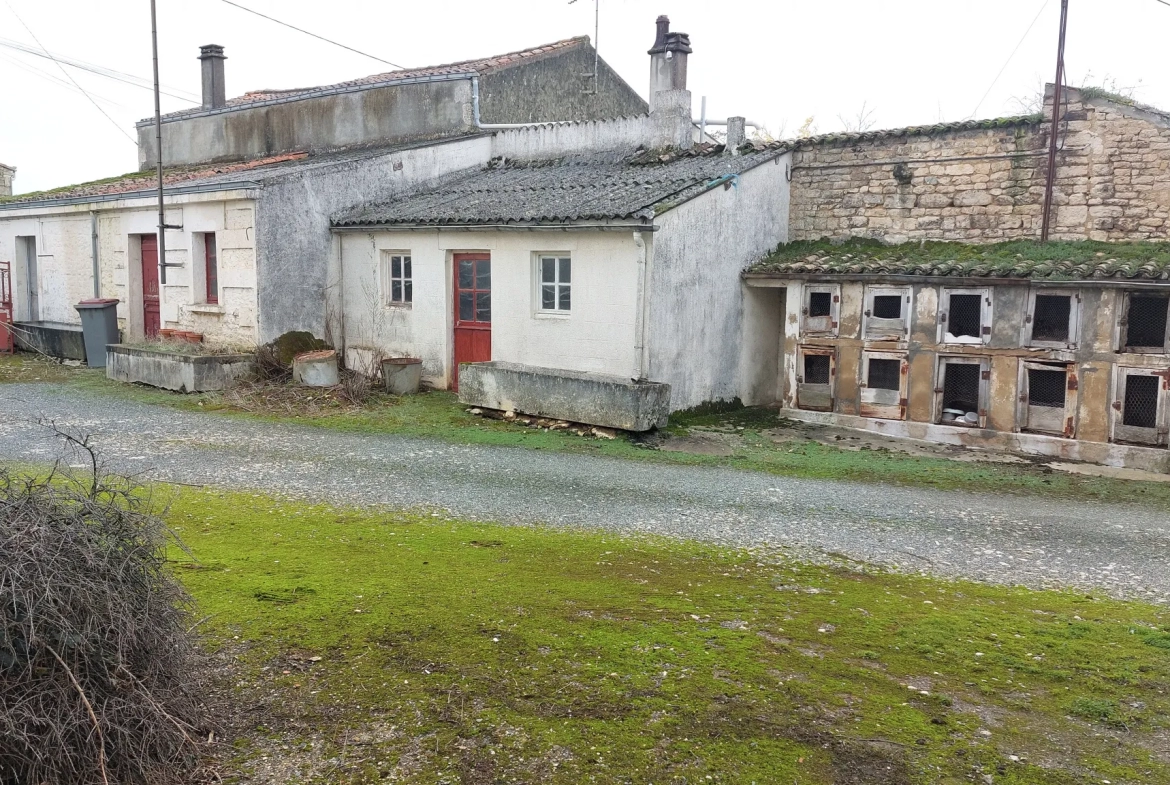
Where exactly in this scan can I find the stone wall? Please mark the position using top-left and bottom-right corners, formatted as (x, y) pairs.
(788, 86), (1170, 244)
(0, 164), (13, 197)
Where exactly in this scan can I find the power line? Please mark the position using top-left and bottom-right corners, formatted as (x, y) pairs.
(0, 35), (199, 102)
(969, 0), (1050, 119)
(0, 50), (127, 107)
(3, 2), (138, 145)
(219, 0), (405, 69)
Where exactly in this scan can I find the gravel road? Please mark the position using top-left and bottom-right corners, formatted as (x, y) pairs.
(1, 382), (1167, 603)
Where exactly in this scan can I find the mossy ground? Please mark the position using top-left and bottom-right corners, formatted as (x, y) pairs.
(5, 352), (1170, 508)
(163, 487), (1170, 784)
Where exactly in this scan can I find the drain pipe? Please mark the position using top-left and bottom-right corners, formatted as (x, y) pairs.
(89, 210), (100, 298)
(470, 76), (573, 130)
(631, 231), (651, 380)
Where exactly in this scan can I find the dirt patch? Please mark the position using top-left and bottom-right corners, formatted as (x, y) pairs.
(658, 431), (738, 457)
(762, 421), (1029, 464)
(1047, 462), (1170, 482)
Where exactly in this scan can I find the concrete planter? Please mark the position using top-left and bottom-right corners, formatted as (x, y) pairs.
(14, 321), (88, 362)
(106, 344), (254, 393)
(457, 361), (671, 432)
(293, 349), (339, 387)
(382, 357), (422, 395)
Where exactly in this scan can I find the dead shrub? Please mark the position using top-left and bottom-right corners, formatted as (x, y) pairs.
(0, 447), (205, 784)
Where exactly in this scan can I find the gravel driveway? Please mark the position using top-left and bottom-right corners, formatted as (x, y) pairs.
(2, 382), (1167, 604)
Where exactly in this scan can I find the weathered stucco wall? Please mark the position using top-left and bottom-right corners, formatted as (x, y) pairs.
(261, 136), (492, 343)
(478, 41), (647, 124)
(649, 152), (791, 410)
(139, 79), (474, 170)
(789, 86), (1170, 244)
(771, 275), (1170, 469)
(337, 228), (641, 388)
(138, 41), (648, 170)
(0, 193), (259, 346)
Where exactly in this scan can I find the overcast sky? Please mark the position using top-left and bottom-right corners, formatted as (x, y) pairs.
(2, 0), (1167, 194)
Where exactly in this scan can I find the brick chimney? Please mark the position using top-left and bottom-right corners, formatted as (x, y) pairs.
(0, 163), (13, 197)
(198, 45), (227, 109)
(647, 16), (693, 149)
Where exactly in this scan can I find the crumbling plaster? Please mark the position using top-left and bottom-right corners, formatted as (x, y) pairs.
(770, 275), (1170, 469)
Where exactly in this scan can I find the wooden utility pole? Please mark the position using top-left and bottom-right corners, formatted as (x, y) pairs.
(1040, 0), (1069, 242)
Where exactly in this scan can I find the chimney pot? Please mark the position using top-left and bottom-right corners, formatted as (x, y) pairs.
(198, 44), (227, 109)
(648, 14), (691, 99)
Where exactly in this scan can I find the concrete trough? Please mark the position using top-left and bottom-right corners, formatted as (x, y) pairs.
(14, 321), (88, 362)
(457, 361), (671, 432)
(106, 344), (254, 393)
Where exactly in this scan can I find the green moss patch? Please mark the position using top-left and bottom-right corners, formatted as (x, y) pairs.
(164, 487), (1170, 783)
(752, 238), (1170, 280)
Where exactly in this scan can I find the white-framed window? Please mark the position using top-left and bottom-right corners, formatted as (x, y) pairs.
(1017, 360), (1078, 437)
(1120, 291), (1170, 353)
(801, 283), (840, 337)
(863, 285), (911, 340)
(537, 254), (571, 313)
(859, 350), (908, 420)
(938, 287), (992, 345)
(796, 346), (836, 412)
(935, 355), (990, 429)
(1112, 367), (1170, 447)
(380, 251), (412, 306)
(1025, 289), (1080, 349)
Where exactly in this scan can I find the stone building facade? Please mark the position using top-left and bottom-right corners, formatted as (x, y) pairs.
(788, 86), (1170, 244)
(0, 164), (13, 198)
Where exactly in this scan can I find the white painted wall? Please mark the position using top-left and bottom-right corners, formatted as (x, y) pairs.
(647, 152), (792, 410)
(0, 191), (259, 346)
(337, 228), (642, 387)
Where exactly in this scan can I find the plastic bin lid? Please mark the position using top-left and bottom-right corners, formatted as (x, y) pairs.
(76, 298), (120, 307)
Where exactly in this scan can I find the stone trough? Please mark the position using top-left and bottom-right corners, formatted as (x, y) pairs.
(457, 361), (671, 432)
(106, 344), (254, 393)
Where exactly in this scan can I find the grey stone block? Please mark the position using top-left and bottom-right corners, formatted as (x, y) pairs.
(457, 362), (671, 432)
(106, 345), (254, 393)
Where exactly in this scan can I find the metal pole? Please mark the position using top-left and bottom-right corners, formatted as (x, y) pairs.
(150, 0), (167, 284)
(1040, 0), (1068, 243)
(700, 95), (707, 142)
(593, 0), (599, 93)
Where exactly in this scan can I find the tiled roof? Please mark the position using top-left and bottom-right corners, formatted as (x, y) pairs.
(0, 137), (480, 208)
(790, 115), (1044, 150)
(332, 144), (786, 227)
(748, 240), (1170, 281)
(0, 153), (309, 206)
(148, 37), (588, 124)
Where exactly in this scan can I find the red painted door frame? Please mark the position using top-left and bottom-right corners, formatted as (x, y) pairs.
(452, 253), (491, 390)
(140, 235), (160, 338)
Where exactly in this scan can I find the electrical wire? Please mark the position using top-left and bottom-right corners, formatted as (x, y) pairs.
(219, 0), (405, 69)
(0, 35), (199, 102)
(969, 0), (1050, 119)
(3, 2), (138, 145)
(0, 50), (127, 107)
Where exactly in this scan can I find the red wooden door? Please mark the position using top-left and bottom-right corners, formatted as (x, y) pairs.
(140, 235), (160, 338)
(453, 253), (491, 390)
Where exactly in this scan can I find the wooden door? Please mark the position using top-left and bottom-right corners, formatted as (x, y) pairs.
(141, 235), (160, 338)
(452, 253), (491, 390)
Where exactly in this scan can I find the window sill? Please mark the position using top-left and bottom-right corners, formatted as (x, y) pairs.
(187, 304), (225, 315)
(534, 310), (571, 319)
(383, 302), (413, 310)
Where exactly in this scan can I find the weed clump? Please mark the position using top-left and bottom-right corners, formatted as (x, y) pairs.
(0, 464), (205, 785)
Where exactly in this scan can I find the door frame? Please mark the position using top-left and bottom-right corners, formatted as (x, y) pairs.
(451, 252), (492, 390)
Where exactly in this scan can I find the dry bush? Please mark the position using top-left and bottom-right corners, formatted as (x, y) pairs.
(0, 435), (205, 785)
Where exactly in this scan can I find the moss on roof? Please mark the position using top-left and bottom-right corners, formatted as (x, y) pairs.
(750, 238), (1170, 281)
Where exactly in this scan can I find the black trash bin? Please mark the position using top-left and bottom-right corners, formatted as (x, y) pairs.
(74, 298), (120, 368)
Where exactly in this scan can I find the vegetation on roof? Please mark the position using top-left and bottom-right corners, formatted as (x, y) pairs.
(0, 169), (147, 204)
(751, 238), (1170, 280)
